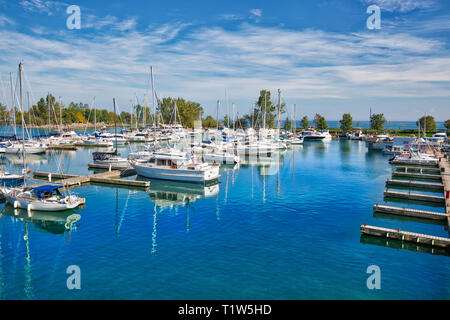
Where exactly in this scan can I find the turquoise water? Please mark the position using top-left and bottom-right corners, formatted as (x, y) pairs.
(0, 140), (449, 300)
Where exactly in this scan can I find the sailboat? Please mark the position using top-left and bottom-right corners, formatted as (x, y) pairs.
(92, 98), (129, 167)
(1, 63), (85, 212)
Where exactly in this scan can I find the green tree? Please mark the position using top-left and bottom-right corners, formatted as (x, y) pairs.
(340, 113), (353, 132)
(301, 116), (309, 129)
(370, 113), (386, 131)
(158, 97), (203, 128)
(202, 115), (217, 128)
(249, 89), (285, 128)
(445, 119), (450, 130)
(314, 114), (328, 130)
(283, 116), (292, 130)
(223, 115), (232, 128)
(417, 115), (436, 133)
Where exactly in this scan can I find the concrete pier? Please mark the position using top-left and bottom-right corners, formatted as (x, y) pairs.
(360, 225), (450, 248)
(386, 179), (444, 191)
(373, 204), (447, 221)
(395, 166), (441, 174)
(392, 171), (442, 181)
(384, 190), (445, 204)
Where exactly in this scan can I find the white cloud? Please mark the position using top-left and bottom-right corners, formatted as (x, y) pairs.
(20, 0), (67, 15)
(0, 15), (449, 120)
(249, 9), (262, 22)
(360, 0), (435, 12)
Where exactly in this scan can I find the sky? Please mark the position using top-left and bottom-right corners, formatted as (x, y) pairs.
(0, 0), (449, 121)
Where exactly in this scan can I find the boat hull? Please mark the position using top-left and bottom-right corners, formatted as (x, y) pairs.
(131, 163), (220, 183)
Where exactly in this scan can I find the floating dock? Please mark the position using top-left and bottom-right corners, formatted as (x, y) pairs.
(47, 144), (78, 150)
(373, 204), (447, 221)
(361, 150), (450, 252)
(386, 179), (444, 191)
(390, 160), (439, 167)
(33, 170), (149, 189)
(384, 190), (445, 204)
(396, 166), (441, 174)
(392, 171), (442, 181)
(360, 225), (450, 248)
(88, 163), (134, 171)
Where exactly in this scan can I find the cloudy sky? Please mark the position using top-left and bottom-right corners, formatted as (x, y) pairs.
(0, 0), (449, 121)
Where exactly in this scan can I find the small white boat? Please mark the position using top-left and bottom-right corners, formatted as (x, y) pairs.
(202, 152), (240, 164)
(130, 149), (220, 183)
(389, 151), (438, 165)
(290, 137), (304, 145)
(93, 151), (129, 167)
(5, 142), (48, 154)
(301, 129), (332, 141)
(0, 171), (24, 184)
(2, 184), (85, 212)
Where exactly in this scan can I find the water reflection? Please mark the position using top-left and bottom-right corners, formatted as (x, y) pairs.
(360, 234), (450, 257)
(3, 154), (48, 167)
(0, 204), (81, 235)
(147, 180), (219, 210)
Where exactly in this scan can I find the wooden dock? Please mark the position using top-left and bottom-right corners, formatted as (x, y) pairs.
(47, 144), (78, 150)
(395, 166), (441, 174)
(384, 190), (445, 204)
(361, 149), (450, 253)
(386, 179), (444, 191)
(360, 225), (450, 248)
(373, 204), (447, 221)
(437, 153), (450, 228)
(33, 170), (149, 189)
(390, 160), (438, 167)
(88, 163), (134, 171)
(392, 171), (442, 181)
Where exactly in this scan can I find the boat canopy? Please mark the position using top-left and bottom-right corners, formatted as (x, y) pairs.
(32, 184), (63, 198)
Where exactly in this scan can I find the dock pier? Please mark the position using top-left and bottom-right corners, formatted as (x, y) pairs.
(33, 170), (150, 189)
(361, 151), (450, 252)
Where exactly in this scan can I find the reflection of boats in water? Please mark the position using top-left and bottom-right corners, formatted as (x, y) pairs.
(0, 204), (81, 234)
(142, 179), (220, 209)
(3, 154), (48, 166)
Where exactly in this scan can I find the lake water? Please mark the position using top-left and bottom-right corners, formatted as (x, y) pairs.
(0, 139), (449, 299)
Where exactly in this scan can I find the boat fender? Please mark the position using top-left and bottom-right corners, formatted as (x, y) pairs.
(14, 200), (19, 209)
(27, 204), (32, 214)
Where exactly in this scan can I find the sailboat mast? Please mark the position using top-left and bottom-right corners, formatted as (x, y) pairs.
(151, 66), (155, 129)
(59, 96), (62, 132)
(225, 89), (229, 128)
(93, 96), (96, 133)
(10, 72), (16, 137)
(19, 63), (26, 186)
(263, 91), (267, 131)
(277, 89), (281, 139)
(143, 94), (146, 129)
(113, 98), (117, 153)
(216, 100), (219, 130)
(232, 103), (235, 131)
(47, 92), (50, 133)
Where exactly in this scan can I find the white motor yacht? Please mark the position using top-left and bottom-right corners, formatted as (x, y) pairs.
(130, 149), (220, 183)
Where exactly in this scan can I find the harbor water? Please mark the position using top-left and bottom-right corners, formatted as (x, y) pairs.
(0, 139), (449, 299)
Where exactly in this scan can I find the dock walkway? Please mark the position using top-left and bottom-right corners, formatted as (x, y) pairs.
(33, 170), (150, 189)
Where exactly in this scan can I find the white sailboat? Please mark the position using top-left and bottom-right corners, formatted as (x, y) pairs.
(1, 63), (85, 212)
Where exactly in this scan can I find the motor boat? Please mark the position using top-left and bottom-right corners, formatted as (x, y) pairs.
(130, 148), (220, 183)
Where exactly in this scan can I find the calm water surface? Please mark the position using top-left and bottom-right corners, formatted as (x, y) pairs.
(0, 139), (449, 299)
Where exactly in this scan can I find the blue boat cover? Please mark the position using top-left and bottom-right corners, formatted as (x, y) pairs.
(32, 184), (62, 193)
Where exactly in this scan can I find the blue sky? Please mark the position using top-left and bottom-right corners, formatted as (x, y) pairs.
(0, 0), (449, 121)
